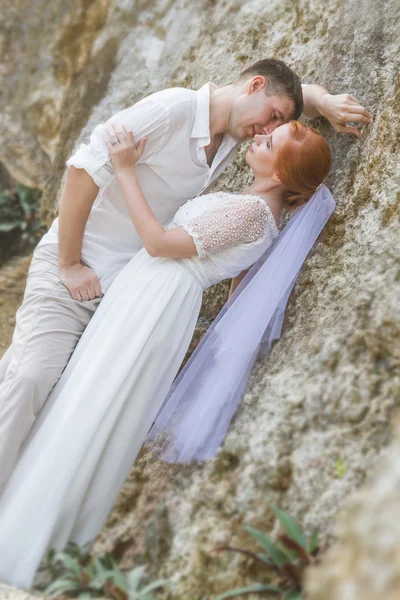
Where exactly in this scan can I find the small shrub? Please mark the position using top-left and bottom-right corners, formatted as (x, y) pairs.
(0, 182), (46, 263)
(36, 540), (171, 599)
(211, 505), (320, 599)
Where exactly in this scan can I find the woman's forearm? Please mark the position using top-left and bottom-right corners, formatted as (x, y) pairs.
(106, 128), (197, 259)
(116, 168), (166, 255)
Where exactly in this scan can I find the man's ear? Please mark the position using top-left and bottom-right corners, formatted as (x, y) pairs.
(247, 75), (266, 94)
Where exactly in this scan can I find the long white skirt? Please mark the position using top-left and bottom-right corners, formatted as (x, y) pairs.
(0, 248), (203, 590)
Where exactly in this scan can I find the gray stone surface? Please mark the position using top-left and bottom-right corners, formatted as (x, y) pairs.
(0, 583), (41, 600)
(0, 0), (399, 598)
(304, 413), (400, 599)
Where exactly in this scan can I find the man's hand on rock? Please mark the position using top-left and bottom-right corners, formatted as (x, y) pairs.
(59, 263), (103, 301)
(316, 92), (374, 137)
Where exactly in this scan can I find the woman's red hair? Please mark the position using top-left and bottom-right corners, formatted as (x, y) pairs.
(274, 121), (331, 210)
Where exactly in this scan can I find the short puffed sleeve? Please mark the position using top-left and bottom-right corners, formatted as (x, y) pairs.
(180, 196), (278, 259)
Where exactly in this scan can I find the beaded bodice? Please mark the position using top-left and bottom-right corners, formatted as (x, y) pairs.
(166, 191), (279, 289)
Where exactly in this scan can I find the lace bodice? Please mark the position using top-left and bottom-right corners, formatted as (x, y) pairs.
(167, 191), (279, 289)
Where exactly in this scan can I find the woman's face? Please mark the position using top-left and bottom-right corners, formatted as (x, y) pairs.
(245, 122), (292, 179)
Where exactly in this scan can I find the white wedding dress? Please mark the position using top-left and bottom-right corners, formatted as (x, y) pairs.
(0, 191), (278, 590)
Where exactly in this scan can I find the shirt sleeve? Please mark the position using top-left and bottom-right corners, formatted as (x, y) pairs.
(180, 197), (275, 259)
(65, 97), (170, 190)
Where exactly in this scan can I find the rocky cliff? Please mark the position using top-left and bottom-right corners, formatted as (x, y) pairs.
(0, 0), (399, 598)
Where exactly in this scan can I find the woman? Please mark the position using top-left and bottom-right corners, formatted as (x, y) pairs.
(0, 120), (331, 590)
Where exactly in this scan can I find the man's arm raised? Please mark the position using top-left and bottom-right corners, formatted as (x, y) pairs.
(58, 166), (102, 301)
(301, 83), (374, 137)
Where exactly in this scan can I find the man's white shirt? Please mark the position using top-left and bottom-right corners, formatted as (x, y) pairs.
(39, 83), (239, 291)
(40, 82), (309, 292)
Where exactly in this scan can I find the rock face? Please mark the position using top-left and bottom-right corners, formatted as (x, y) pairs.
(304, 414), (400, 600)
(0, 0), (113, 194)
(0, 584), (41, 600)
(1, 0), (399, 598)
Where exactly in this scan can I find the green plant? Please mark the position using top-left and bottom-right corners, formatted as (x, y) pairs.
(37, 540), (94, 584)
(0, 183), (44, 236)
(0, 182), (46, 262)
(37, 540), (171, 599)
(334, 457), (347, 478)
(212, 505), (320, 599)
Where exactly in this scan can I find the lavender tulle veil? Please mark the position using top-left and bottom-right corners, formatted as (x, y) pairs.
(144, 184), (336, 463)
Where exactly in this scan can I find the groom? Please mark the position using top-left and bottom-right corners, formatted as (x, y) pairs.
(0, 58), (372, 491)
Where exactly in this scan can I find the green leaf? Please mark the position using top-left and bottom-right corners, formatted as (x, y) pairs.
(0, 221), (22, 232)
(256, 552), (275, 564)
(89, 576), (107, 591)
(53, 551), (82, 577)
(63, 541), (82, 558)
(0, 190), (14, 204)
(109, 583), (128, 600)
(102, 568), (122, 580)
(102, 553), (119, 570)
(16, 183), (41, 215)
(215, 583), (282, 599)
(139, 578), (171, 593)
(110, 568), (128, 589)
(86, 560), (97, 579)
(91, 568), (118, 588)
(44, 578), (81, 597)
(37, 552), (54, 572)
(275, 540), (299, 561)
(46, 547), (57, 561)
(126, 565), (147, 591)
(282, 588), (303, 599)
(16, 185), (32, 213)
(80, 539), (95, 556)
(92, 556), (106, 575)
(307, 527), (319, 554)
(243, 526), (289, 566)
(272, 506), (307, 549)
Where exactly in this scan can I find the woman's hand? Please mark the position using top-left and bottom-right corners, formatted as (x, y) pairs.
(102, 123), (147, 173)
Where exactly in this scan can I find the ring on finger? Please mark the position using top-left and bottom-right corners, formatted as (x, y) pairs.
(106, 126), (120, 144)
(111, 123), (123, 144)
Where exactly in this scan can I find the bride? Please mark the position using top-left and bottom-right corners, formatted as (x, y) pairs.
(0, 120), (332, 590)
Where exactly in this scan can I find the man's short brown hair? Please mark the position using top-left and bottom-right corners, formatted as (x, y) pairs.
(238, 58), (303, 120)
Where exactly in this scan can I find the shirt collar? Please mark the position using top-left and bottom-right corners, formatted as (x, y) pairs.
(191, 82), (216, 145)
(192, 82), (239, 158)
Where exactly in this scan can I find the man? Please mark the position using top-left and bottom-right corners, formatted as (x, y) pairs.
(0, 58), (373, 491)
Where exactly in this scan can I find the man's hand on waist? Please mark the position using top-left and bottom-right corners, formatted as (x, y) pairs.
(58, 263), (103, 301)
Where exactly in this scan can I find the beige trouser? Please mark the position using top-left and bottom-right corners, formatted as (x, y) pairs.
(0, 243), (102, 493)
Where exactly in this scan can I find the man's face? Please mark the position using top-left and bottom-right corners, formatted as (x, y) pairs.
(229, 77), (296, 142)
